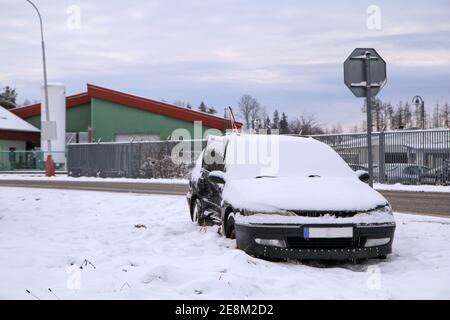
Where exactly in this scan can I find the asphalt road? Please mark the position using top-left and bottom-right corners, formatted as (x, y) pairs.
(0, 179), (448, 218)
(378, 190), (450, 218)
(0, 179), (188, 195)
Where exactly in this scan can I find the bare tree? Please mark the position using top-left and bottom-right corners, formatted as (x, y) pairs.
(372, 98), (382, 131)
(349, 125), (360, 133)
(432, 102), (441, 128)
(442, 103), (450, 128)
(329, 123), (343, 134)
(289, 113), (325, 135)
(237, 94), (260, 130)
(404, 102), (412, 128)
(173, 100), (187, 108)
(359, 98), (450, 131)
(259, 106), (269, 129)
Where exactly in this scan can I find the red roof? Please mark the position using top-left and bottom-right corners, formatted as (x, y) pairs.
(0, 130), (40, 142)
(10, 84), (241, 130)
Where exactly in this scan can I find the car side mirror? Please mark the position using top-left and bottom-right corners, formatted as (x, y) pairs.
(355, 170), (370, 183)
(209, 171), (225, 184)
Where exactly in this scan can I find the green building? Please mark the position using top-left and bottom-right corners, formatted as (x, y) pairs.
(10, 83), (240, 145)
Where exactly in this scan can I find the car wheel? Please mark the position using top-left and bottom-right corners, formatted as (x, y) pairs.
(225, 213), (236, 239)
(192, 199), (206, 225)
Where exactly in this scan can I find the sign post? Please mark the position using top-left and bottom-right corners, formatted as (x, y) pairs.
(344, 48), (387, 187)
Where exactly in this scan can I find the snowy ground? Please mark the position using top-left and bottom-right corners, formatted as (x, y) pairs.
(1, 187), (450, 299)
(374, 183), (450, 193)
(0, 174), (188, 184)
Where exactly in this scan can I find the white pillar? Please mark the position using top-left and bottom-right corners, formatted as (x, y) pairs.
(41, 83), (66, 164)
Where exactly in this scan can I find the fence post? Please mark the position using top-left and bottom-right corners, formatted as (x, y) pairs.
(128, 142), (132, 178)
(378, 131), (385, 184)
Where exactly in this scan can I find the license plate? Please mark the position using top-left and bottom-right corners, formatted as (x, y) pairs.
(303, 226), (353, 239)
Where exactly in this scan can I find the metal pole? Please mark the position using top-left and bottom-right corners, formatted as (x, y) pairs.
(378, 130), (385, 184)
(26, 0), (52, 154)
(421, 100), (425, 130)
(365, 51), (374, 187)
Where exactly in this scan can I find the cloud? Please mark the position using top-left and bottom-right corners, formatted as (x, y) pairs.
(1, 0), (449, 128)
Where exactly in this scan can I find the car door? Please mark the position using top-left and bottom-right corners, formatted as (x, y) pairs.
(198, 140), (225, 217)
(402, 165), (422, 183)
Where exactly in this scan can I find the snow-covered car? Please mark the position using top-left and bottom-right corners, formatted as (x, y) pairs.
(384, 163), (432, 185)
(186, 134), (396, 261)
(419, 163), (450, 185)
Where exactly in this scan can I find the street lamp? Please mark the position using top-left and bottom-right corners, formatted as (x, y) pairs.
(253, 118), (260, 133)
(412, 95), (425, 130)
(26, 0), (55, 175)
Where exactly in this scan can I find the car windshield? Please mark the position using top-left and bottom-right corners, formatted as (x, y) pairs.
(224, 135), (355, 180)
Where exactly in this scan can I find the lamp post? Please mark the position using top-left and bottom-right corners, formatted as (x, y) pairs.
(412, 95), (425, 129)
(253, 118), (260, 134)
(26, 0), (55, 175)
(26, 0), (51, 150)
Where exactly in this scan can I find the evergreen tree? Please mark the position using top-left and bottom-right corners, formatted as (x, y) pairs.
(207, 106), (217, 114)
(0, 86), (17, 109)
(272, 109), (280, 129)
(198, 101), (207, 112)
(279, 112), (289, 134)
(264, 116), (271, 129)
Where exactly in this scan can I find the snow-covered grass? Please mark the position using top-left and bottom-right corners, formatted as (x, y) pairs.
(374, 183), (450, 193)
(3, 174), (450, 194)
(1, 187), (450, 299)
(0, 174), (188, 184)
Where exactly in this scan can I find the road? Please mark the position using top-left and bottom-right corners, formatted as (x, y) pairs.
(0, 179), (188, 195)
(378, 190), (450, 218)
(0, 179), (448, 218)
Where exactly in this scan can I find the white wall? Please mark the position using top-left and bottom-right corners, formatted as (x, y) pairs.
(41, 83), (66, 163)
(0, 139), (26, 151)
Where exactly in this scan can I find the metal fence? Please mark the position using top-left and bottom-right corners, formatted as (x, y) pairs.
(67, 140), (206, 178)
(67, 130), (450, 184)
(0, 150), (66, 171)
(309, 129), (450, 185)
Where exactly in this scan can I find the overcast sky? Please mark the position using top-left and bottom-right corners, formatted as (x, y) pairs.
(2, 0), (450, 129)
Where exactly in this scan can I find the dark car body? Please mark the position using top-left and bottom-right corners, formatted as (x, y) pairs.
(187, 135), (396, 261)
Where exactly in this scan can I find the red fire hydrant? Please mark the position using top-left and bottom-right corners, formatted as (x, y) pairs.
(45, 155), (56, 177)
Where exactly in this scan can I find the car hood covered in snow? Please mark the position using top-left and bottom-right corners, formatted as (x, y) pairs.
(222, 176), (388, 212)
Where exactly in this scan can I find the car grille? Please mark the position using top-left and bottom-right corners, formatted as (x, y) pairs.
(290, 210), (358, 218)
(286, 237), (363, 249)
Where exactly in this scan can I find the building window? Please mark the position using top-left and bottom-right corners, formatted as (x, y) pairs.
(385, 152), (408, 164)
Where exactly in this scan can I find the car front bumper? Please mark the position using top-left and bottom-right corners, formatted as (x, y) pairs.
(235, 222), (395, 260)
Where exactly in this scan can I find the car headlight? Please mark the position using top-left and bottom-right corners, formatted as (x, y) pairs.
(368, 204), (393, 215)
(365, 238), (391, 247)
(255, 238), (286, 248)
(243, 210), (297, 217)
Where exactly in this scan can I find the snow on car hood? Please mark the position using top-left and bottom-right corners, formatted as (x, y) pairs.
(222, 176), (388, 212)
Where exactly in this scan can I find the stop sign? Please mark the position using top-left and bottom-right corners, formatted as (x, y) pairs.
(344, 48), (387, 98)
